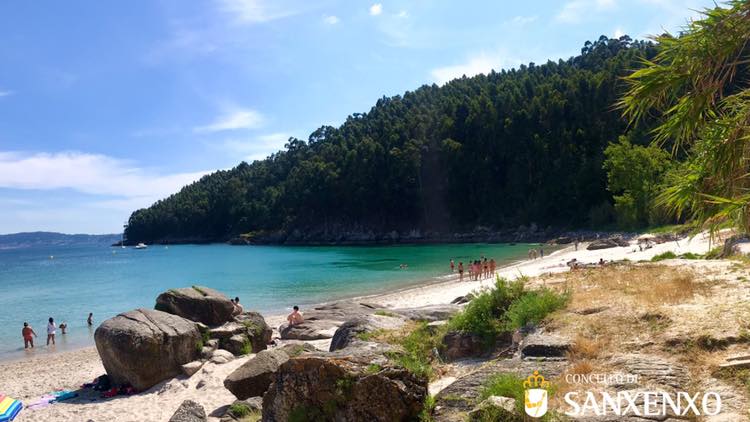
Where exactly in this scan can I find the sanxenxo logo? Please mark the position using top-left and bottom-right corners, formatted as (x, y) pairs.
(524, 371), (550, 418)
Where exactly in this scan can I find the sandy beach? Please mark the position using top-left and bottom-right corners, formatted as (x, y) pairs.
(0, 232), (719, 421)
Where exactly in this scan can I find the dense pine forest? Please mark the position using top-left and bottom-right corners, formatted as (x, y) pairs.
(124, 36), (662, 244)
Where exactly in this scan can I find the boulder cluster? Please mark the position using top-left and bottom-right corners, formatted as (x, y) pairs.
(94, 286), (271, 391)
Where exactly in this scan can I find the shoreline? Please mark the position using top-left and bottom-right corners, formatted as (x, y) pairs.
(0, 231), (719, 421)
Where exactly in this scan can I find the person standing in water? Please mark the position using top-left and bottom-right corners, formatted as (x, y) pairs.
(22, 322), (37, 349)
(47, 317), (56, 346)
(59, 322), (68, 334)
(450, 259), (455, 273)
(87, 313), (93, 326)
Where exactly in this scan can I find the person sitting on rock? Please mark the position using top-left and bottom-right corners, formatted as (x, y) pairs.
(233, 296), (244, 315)
(287, 306), (304, 325)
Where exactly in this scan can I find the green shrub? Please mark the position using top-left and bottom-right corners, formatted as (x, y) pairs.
(448, 277), (525, 345)
(679, 252), (702, 259)
(504, 289), (569, 330)
(651, 251), (677, 261)
(479, 373), (558, 421)
(705, 247), (723, 259)
(479, 373), (526, 416)
(228, 403), (251, 417)
(240, 339), (253, 355)
(374, 310), (398, 317)
(387, 322), (444, 379)
(419, 395), (436, 421)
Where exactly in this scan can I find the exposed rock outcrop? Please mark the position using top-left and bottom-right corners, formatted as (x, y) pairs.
(94, 308), (201, 391)
(520, 332), (571, 359)
(155, 286), (235, 326)
(279, 320), (340, 340)
(391, 304), (462, 322)
(587, 237), (629, 250)
(329, 314), (406, 352)
(169, 400), (207, 422)
(224, 349), (289, 399)
(262, 356), (428, 422)
(441, 331), (486, 361)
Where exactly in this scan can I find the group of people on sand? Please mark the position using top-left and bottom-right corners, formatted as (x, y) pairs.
(22, 312), (94, 349)
(450, 257), (497, 282)
(528, 247), (545, 260)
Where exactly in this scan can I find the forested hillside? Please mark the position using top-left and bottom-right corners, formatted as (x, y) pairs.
(125, 36), (659, 244)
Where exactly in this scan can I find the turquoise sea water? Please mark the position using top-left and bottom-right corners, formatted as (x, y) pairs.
(0, 242), (535, 361)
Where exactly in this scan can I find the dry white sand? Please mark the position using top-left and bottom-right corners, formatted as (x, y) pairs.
(0, 231), (719, 421)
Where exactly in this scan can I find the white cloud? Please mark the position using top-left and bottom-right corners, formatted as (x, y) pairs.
(614, 27), (625, 38)
(510, 15), (538, 25)
(369, 3), (383, 16)
(220, 132), (292, 161)
(194, 108), (264, 133)
(431, 52), (522, 85)
(397, 10), (408, 18)
(0, 151), (210, 207)
(556, 0), (617, 24)
(323, 15), (339, 25)
(218, 0), (298, 24)
(0, 90), (13, 97)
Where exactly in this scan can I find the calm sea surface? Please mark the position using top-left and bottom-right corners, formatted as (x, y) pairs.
(0, 242), (535, 361)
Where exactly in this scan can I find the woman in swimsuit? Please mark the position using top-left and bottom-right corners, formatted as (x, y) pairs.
(47, 317), (56, 346)
(22, 322), (37, 349)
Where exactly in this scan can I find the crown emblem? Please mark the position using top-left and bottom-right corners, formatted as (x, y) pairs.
(523, 371), (550, 389)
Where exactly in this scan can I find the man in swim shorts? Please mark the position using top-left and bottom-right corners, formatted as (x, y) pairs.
(287, 306), (304, 325)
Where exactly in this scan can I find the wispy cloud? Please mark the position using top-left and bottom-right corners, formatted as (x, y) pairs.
(323, 15), (339, 25)
(431, 52), (523, 85)
(0, 90), (13, 97)
(509, 15), (538, 25)
(556, 0), (618, 24)
(369, 3), (383, 16)
(194, 108), (265, 133)
(220, 132), (293, 161)
(218, 0), (299, 24)
(0, 151), (210, 207)
(397, 10), (408, 18)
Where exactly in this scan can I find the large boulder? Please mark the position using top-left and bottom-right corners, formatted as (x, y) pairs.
(329, 315), (406, 352)
(234, 311), (272, 352)
(441, 331), (486, 361)
(279, 320), (340, 340)
(94, 308), (201, 391)
(155, 286), (235, 326)
(224, 349), (290, 399)
(587, 237), (629, 250)
(262, 356), (428, 422)
(391, 304), (462, 322)
(225, 344), (317, 400)
(169, 400), (207, 422)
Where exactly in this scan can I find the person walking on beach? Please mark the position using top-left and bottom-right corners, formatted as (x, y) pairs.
(47, 317), (56, 346)
(490, 258), (496, 276)
(287, 306), (304, 325)
(574, 239), (579, 251)
(458, 262), (464, 282)
(539, 247), (544, 258)
(87, 313), (93, 326)
(450, 259), (455, 273)
(22, 322), (37, 349)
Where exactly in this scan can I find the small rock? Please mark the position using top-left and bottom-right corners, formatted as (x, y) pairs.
(200, 347), (214, 360)
(169, 400), (207, 422)
(223, 334), (252, 356)
(468, 396), (516, 421)
(195, 380), (207, 389)
(224, 349), (290, 399)
(182, 361), (203, 377)
(206, 339), (219, 350)
(211, 349), (235, 364)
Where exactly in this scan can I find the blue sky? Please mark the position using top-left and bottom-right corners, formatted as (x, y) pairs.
(0, 0), (715, 234)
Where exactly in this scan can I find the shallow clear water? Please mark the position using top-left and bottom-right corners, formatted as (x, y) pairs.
(0, 242), (535, 360)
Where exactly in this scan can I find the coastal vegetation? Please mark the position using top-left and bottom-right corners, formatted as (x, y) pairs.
(124, 36), (661, 244)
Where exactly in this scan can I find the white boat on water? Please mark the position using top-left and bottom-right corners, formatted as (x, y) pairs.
(134, 243), (148, 249)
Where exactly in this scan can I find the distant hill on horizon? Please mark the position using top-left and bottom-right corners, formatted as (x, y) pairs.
(0, 231), (121, 249)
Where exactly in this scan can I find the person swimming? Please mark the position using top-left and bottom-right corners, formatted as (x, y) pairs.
(287, 306), (304, 325)
(22, 322), (37, 349)
(87, 313), (93, 326)
(59, 322), (68, 334)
